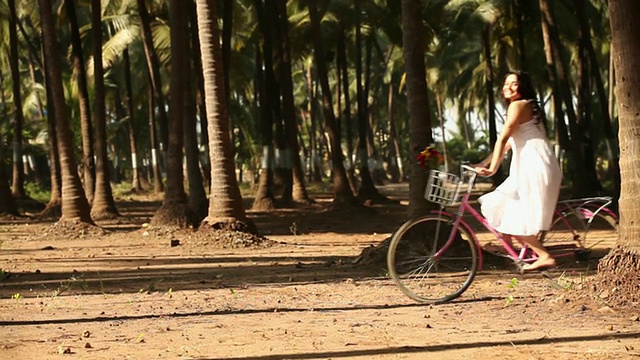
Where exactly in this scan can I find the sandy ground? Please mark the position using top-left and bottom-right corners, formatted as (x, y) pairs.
(1, 184), (639, 359)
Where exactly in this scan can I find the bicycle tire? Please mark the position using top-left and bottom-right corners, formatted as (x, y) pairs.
(542, 206), (618, 258)
(387, 215), (478, 304)
(540, 210), (588, 253)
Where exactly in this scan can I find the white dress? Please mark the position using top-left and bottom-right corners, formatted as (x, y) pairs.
(478, 119), (562, 236)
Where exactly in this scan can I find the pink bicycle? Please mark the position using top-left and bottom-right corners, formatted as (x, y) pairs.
(386, 165), (602, 304)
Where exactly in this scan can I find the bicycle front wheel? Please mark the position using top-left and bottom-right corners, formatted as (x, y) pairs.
(387, 215), (478, 304)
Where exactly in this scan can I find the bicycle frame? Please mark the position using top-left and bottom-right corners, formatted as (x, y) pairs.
(431, 167), (589, 271)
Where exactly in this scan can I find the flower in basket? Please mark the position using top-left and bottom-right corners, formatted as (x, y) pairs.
(417, 145), (444, 170)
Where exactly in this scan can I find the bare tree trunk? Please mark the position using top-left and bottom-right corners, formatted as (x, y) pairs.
(8, 0), (27, 199)
(145, 87), (162, 194)
(39, 0), (93, 224)
(123, 49), (144, 192)
(595, 0), (640, 308)
(151, 0), (196, 228)
(196, 0), (254, 232)
(401, 0), (435, 218)
(66, 0), (96, 204)
(276, 0), (311, 203)
(91, 0), (119, 219)
(137, 0), (169, 154)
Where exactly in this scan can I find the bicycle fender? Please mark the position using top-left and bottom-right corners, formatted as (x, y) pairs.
(430, 210), (485, 269)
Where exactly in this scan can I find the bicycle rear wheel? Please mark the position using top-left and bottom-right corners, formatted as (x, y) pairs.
(542, 207), (618, 259)
(540, 211), (587, 255)
(387, 215), (478, 304)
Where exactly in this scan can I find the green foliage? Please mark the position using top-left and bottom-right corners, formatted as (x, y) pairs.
(24, 182), (51, 204)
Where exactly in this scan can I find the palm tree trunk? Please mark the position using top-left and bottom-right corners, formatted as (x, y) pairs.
(252, 0), (278, 211)
(147, 84), (163, 193)
(307, 0), (356, 204)
(305, 66), (322, 183)
(595, 0), (640, 308)
(39, 0), (92, 224)
(137, 0), (169, 156)
(8, 0), (27, 199)
(122, 49), (144, 192)
(188, 2), (211, 188)
(151, 0), (195, 228)
(90, 0), (119, 219)
(184, 7), (208, 221)
(251, 42), (277, 211)
(65, 0), (96, 204)
(276, 0), (311, 203)
(401, 0), (435, 219)
(39, 58), (62, 217)
(338, 24), (357, 190)
(195, 0), (254, 231)
(355, 0), (381, 200)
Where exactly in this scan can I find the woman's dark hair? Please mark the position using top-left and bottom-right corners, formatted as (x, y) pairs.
(503, 70), (548, 134)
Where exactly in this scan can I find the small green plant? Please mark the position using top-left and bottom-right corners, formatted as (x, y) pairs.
(504, 277), (519, 306)
(0, 269), (9, 281)
(12, 293), (22, 301)
(504, 294), (515, 306)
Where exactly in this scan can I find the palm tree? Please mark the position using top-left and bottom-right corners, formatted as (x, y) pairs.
(90, 0), (119, 219)
(38, 0), (93, 224)
(136, 0), (169, 166)
(8, 0), (27, 200)
(251, 0), (277, 211)
(596, 0), (640, 305)
(65, 0), (96, 204)
(150, 0), (195, 228)
(122, 48), (144, 192)
(195, 0), (255, 232)
(276, 0), (311, 203)
(401, 0), (435, 219)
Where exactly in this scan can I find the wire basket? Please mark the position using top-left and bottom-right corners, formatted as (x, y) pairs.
(424, 170), (462, 205)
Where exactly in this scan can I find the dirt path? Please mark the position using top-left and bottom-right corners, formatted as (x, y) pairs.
(1, 185), (639, 359)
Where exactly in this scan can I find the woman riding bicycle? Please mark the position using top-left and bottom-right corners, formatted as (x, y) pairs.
(473, 70), (562, 271)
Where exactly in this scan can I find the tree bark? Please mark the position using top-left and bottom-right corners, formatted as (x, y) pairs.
(66, 0), (96, 204)
(195, 0), (254, 232)
(276, 0), (311, 203)
(91, 0), (119, 220)
(151, 0), (196, 228)
(137, 0), (169, 154)
(123, 49), (144, 192)
(401, 0), (435, 219)
(39, 0), (93, 224)
(8, 0), (27, 199)
(593, 0), (640, 309)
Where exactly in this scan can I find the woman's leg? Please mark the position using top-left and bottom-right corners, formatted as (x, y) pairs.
(517, 235), (556, 270)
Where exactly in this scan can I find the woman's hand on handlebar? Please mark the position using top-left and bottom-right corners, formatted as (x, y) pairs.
(475, 167), (494, 177)
(466, 162), (494, 177)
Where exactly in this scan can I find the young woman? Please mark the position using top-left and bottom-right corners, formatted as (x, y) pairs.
(474, 70), (562, 271)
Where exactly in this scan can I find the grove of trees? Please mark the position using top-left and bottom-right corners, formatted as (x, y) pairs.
(0, 0), (637, 301)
